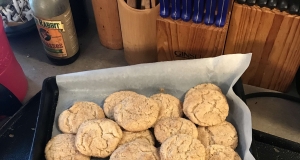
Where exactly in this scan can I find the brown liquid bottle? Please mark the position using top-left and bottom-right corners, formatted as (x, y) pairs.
(29, 0), (80, 65)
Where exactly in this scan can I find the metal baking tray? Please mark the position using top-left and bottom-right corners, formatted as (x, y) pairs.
(28, 77), (300, 160)
(0, 92), (41, 160)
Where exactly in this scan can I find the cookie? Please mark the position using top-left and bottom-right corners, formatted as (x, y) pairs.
(119, 130), (155, 146)
(58, 101), (105, 134)
(110, 139), (160, 160)
(45, 134), (89, 160)
(185, 83), (222, 99)
(103, 91), (139, 120)
(183, 89), (229, 126)
(154, 117), (198, 143)
(160, 134), (205, 160)
(150, 93), (183, 125)
(197, 121), (238, 149)
(114, 95), (160, 132)
(206, 145), (241, 160)
(75, 119), (122, 158)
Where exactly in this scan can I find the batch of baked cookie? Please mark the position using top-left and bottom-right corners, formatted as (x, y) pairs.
(45, 83), (242, 160)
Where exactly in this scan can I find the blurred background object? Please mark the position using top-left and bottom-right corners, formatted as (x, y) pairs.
(118, 0), (159, 64)
(0, 16), (28, 104)
(1, 0), (89, 37)
(29, 0), (80, 65)
(69, 0), (89, 33)
(0, 0), (35, 37)
(92, 0), (123, 50)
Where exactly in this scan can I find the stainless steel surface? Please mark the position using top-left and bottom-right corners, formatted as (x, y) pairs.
(244, 83), (300, 143)
(8, 0), (300, 145)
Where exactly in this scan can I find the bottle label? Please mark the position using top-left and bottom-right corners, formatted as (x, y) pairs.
(34, 7), (79, 58)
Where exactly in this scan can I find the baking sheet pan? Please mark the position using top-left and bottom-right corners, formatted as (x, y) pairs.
(31, 54), (254, 160)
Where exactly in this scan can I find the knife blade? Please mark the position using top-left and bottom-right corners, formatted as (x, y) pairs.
(267, 0), (277, 8)
(145, 0), (150, 8)
(171, 0), (181, 20)
(127, 0), (137, 8)
(257, 0), (268, 7)
(288, 0), (300, 14)
(215, 0), (229, 27)
(192, 0), (205, 23)
(141, 0), (146, 9)
(246, 0), (256, 6)
(236, 0), (247, 4)
(277, 0), (288, 11)
(204, 0), (217, 25)
(151, 0), (157, 8)
(181, 0), (192, 21)
(136, 0), (142, 9)
(160, 0), (170, 18)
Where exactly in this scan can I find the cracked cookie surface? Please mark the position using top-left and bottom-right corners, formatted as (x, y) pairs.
(119, 130), (155, 146)
(75, 119), (123, 158)
(103, 91), (139, 120)
(150, 93), (183, 125)
(185, 83), (222, 99)
(197, 121), (238, 149)
(45, 134), (89, 160)
(183, 89), (229, 126)
(154, 117), (198, 143)
(58, 101), (105, 134)
(206, 144), (241, 160)
(160, 134), (205, 160)
(114, 95), (159, 132)
(110, 139), (159, 160)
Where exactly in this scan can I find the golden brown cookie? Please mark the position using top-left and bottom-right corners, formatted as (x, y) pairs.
(110, 139), (160, 160)
(45, 134), (89, 160)
(103, 91), (139, 120)
(185, 83), (222, 99)
(75, 119), (122, 158)
(119, 130), (155, 146)
(206, 145), (241, 160)
(114, 95), (160, 132)
(150, 93), (183, 125)
(154, 117), (198, 143)
(197, 121), (238, 149)
(58, 101), (105, 134)
(183, 89), (229, 126)
(160, 134), (206, 160)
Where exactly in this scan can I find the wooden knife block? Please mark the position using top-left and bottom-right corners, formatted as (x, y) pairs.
(225, 3), (300, 92)
(157, 17), (229, 61)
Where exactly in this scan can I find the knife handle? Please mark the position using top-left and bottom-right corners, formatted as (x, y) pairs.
(288, 0), (300, 14)
(236, 0), (247, 4)
(160, 0), (170, 18)
(171, 0), (181, 20)
(215, 0), (229, 27)
(257, 0), (268, 7)
(277, 0), (288, 11)
(246, 0), (256, 6)
(192, 0), (205, 23)
(204, 0), (217, 25)
(181, 0), (192, 21)
(267, 0), (277, 9)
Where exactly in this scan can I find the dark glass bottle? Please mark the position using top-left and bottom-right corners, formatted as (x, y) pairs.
(69, 0), (89, 33)
(29, 0), (80, 65)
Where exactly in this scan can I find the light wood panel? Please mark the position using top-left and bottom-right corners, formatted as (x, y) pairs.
(92, 0), (123, 50)
(118, 0), (160, 64)
(157, 17), (229, 61)
(224, 3), (300, 92)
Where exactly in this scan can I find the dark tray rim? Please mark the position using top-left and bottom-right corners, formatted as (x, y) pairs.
(29, 77), (58, 160)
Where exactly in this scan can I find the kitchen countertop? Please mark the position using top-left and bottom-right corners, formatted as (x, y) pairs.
(8, 20), (300, 146)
